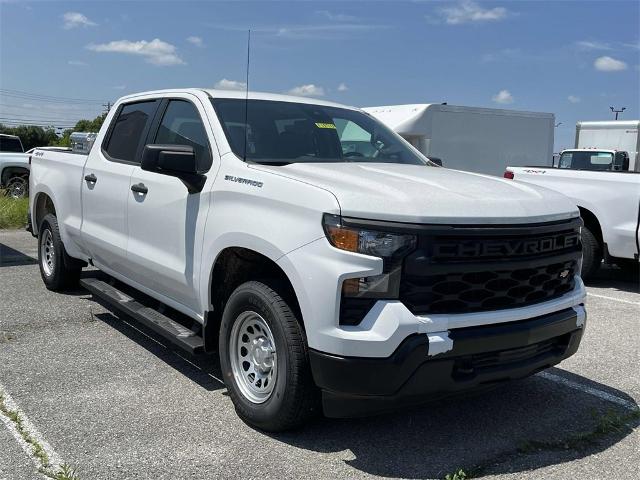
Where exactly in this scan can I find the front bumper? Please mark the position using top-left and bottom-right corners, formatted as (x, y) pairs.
(310, 305), (586, 418)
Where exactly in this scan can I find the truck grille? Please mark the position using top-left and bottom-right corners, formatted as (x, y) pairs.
(400, 218), (582, 315)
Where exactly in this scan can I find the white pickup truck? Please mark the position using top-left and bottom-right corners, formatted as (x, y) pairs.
(504, 165), (640, 278)
(30, 89), (587, 431)
(0, 133), (30, 198)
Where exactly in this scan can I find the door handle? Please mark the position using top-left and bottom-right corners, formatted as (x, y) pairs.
(84, 173), (97, 183)
(131, 183), (148, 194)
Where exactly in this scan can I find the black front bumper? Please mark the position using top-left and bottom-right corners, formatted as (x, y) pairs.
(310, 307), (585, 418)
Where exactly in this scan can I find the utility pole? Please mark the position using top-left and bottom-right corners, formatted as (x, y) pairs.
(610, 106), (626, 120)
(102, 101), (112, 114)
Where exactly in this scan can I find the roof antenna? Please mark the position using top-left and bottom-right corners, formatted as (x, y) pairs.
(243, 29), (251, 162)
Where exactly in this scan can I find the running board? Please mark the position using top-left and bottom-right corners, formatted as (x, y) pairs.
(80, 278), (204, 354)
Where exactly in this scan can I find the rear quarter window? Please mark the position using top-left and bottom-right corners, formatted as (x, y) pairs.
(103, 101), (158, 163)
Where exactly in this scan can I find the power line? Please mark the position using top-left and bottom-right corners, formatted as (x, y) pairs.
(0, 88), (105, 104)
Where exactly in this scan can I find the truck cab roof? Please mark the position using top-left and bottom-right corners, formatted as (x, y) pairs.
(117, 88), (358, 111)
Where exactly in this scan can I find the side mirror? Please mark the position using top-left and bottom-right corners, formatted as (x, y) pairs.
(613, 152), (629, 171)
(141, 144), (206, 193)
(429, 157), (443, 167)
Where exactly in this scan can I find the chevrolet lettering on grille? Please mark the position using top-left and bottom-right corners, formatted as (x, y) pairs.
(433, 232), (580, 259)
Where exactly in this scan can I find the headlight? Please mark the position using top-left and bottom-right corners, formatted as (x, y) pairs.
(322, 214), (416, 299)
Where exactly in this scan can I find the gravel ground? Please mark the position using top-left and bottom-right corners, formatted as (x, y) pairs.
(1, 229), (638, 480)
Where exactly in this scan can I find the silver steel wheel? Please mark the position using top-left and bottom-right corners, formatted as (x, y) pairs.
(230, 311), (278, 404)
(40, 229), (55, 277)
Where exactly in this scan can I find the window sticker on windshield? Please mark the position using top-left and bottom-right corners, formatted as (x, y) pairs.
(315, 122), (337, 129)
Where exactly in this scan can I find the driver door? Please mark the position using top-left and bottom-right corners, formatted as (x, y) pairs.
(126, 96), (214, 313)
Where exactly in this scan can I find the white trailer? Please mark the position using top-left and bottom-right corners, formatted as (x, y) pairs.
(575, 120), (640, 171)
(364, 104), (554, 176)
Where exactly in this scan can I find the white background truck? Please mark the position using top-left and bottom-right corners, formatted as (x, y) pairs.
(30, 88), (586, 431)
(0, 133), (30, 197)
(364, 104), (554, 176)
(574, 120), (640, 171)
(504, 166), (640, 278)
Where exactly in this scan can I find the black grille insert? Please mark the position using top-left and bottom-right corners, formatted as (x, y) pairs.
(400, 218), (582, 315)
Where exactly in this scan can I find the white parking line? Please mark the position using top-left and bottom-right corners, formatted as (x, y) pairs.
(587, 292), (640, 306)
(538, 371), (638, 410)
(0, 384), (65, 478)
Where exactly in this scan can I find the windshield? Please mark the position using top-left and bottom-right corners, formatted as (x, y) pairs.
(211, 98), (428, 165)
(559, 151), (613, 170)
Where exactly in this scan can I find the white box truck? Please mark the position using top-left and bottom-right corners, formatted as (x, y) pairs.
(574, 120), (640, 171)
(364, 104), (555, 177)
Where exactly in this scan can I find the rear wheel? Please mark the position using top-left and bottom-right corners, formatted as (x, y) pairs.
(38, 214), (82, 291)
(580, 225), (602, 281)
(219, 281), (318, 431)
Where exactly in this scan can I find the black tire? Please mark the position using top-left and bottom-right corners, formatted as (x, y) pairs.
(581, 225), (602, 281)
(38, 214), (82, 291)
(219, 280), (319, 431)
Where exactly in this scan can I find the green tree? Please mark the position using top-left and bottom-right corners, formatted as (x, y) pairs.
(0, 124), (58, 151)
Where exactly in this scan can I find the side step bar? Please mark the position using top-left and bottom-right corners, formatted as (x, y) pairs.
(80, 278), (204, 354)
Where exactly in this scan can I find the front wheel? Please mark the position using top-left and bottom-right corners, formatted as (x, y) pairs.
(5, 176), (28, 199)
(219, 281), (318, 431)
(38, 214), (82, 291)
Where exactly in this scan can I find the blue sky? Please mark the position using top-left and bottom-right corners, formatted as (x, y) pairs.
(1, 0), (638, 150)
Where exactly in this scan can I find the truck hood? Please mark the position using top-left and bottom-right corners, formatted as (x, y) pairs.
(253, 163), (579, 224)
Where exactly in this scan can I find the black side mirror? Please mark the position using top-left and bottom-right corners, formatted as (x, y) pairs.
(141, 144), (206, 193)
(429, 157), (443, 167)
(613, 152), (629, 171)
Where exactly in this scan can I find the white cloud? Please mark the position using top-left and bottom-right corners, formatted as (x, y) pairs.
(438, 1), (508, 25)
(62, 12), (97, 29)
(287, 84), (325, 97)
(86, 39), (185, 66)
(210, 23), (387, 40)
(315, 10), (358, 22)
(594, 56), (628, 72)
(337, 82), (348, 92)
(481, 48), (521, 63)
(187, 36), (204, 47)
(492, 89), (514, 104)
(568, 95), (581, 104)
(575, 40), (611, 51)
(214, 78), (247, 91)
(67, 60), (88, 66)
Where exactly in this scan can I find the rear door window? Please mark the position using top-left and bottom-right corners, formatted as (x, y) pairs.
(153, 100), (212, 171)
(104, 101), (158, 163)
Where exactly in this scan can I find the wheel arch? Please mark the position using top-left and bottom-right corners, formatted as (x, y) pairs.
(32, 190), (57, 236)
(578, 206), (603, 247)
(1, 166), (29, 186)
(204, 245), (303, 352)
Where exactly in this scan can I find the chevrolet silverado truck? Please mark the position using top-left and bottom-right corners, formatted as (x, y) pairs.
(0, 133), (30, 198)
(505, 165), (640, 279)
(30, 89), (587, 431)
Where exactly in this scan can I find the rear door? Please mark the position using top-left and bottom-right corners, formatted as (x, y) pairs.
(125, 96), (215, 312)
(81, 100), (160, 275)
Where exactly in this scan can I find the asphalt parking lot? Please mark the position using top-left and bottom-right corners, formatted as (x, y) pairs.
(1, 228), (638, 480)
